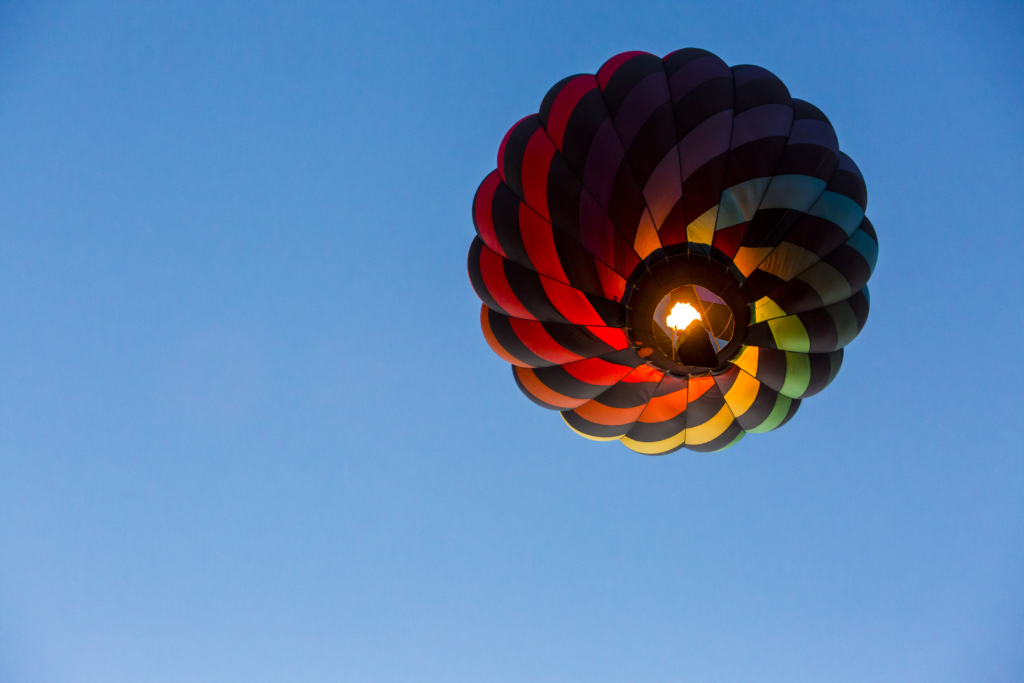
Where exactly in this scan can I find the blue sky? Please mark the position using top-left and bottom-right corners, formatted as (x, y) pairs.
(0, 1), (1021, 681)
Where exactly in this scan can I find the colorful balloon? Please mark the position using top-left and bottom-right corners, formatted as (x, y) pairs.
(468, 49), (877, 453)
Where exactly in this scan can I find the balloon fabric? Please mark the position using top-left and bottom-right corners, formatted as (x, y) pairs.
(467, 48), (878, 454)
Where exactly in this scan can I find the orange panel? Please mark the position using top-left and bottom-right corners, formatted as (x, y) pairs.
(687, 375), (715, 401)
(514, 367), (589, 409)
(636, 389), (688, 423)
(572, 401), (647, 426)
(620, 364), (664, 383)
(480, 305), (531, 367)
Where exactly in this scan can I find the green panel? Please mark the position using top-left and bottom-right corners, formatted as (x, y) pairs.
(746, 394), (793, 433)
(846, 229), (878, 272)
(716, 177), (772, 230)
(710, 430), (746, 452)
(797, 261), (851, 307)
(806, 190), (864, 235)
(758, 175), (828, 212)
(826, 300), (860, 348)
(779, 352), (811, 398)
(827, 349), (844, 386)
(768, 316), (810, 352)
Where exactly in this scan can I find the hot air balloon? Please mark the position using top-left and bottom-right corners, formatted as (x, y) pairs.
(468, 48), (877, 453)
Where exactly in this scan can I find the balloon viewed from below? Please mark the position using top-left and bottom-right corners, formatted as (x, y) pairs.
(468, 48), (878, 454)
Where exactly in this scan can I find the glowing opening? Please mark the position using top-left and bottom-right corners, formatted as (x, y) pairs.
(666, 302), (701, 332)
(650, 284), (737, 370)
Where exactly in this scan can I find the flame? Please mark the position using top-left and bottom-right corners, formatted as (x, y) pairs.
(666, 302), (701, 332)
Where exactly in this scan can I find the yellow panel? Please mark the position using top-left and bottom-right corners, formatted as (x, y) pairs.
(620, 427), (687, 454)
(685, 404), (735, 445)
(685, 204), (717, 245)
(755, 242), (820, 281)
(634, 208), (662, 259)
(560, 413), (620, 441)
(723, 370), (761, 418)
(768, 316), (810, 353)
(754, 297), (787, 323)
(733, 246), (773, 277)
(730, 345), (759, 377)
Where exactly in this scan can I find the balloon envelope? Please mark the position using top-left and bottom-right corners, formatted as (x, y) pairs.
(468, 48), (878, 454)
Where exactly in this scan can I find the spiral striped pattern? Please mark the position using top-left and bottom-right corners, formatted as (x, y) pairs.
(468, 48), (877, 454)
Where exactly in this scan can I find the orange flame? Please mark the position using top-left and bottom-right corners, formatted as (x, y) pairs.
(666, 302), (701, 332)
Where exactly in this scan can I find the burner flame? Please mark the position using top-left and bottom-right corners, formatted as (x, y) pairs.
(666, 302), (701, 332)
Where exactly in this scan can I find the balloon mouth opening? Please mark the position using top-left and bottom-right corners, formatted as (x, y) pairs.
(624, 251), (750, 377)
(654, 286), (736, 368)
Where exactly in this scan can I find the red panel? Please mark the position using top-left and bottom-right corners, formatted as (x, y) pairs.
(612, 229), (641, 277)
(579, 191), (641, 278)
(546, 75), (598, 149)
(712, 222), (747, 259)
(579, 199), (617, 267)
(478, 245), (535, 320)
(472, 171), (505, 257)
(583, 325), (629, 350)
(595, 260), (626, 302)
(508, 317), (585, 365)
(597, 51), (648, 90)
(561, 356), (634, 385)
(496, 115), (530, 183)
(540, 276), (604, 326)
(519, 204), (569, 285)
(521, 129), (556, 221)
(655, 201), (688, 248)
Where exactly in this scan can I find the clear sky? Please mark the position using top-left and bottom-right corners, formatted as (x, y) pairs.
(0, 1), (1021, 681)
